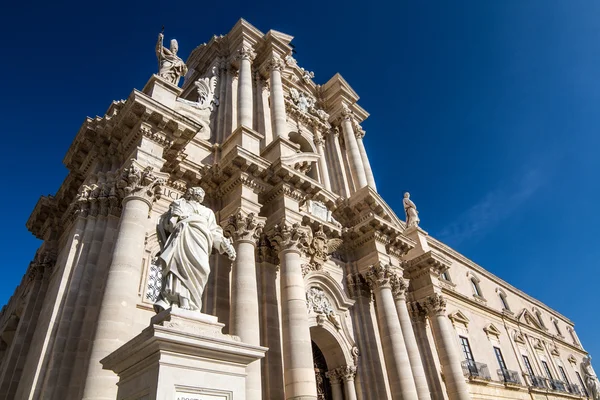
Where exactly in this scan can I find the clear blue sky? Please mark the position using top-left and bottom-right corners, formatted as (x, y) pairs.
(1, 1), (598, 359)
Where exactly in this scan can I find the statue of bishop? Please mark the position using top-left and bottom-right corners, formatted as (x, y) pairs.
(403, 192), (420, 228)
(153, 187), (236, 313)
(156, 31), (188, 85)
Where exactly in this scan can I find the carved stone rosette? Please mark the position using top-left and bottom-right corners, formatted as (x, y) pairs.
(390, 274), (408, 300)
(364, 262), (397, 291)
(223, 211), (265, 244)
(117, 164), (164, 207)
(267, 221), (310, 254)
(421, 293), (447, 317)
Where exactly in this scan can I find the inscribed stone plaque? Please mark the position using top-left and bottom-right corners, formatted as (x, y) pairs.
(175, 391), (229, 400)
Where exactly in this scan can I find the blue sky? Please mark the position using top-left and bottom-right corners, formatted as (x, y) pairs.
(1, 0), (599, 360)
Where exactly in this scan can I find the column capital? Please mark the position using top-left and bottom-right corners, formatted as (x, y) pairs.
(355, 128), (365, 140)
(223, 210), (265, 244)
(268, 54), (286, 72)
(364, 262), (398, 291)
(117, 161), (165, 208)
(341, 103), (354, 121)
(390, 274), (408, 300)
(313, 131), (325, 147)
(326, 370), (342, 385)
(267, 220), (310, 254)
(236, 45), (256, 62)
(336, 365), (357, 382)
(421, 293), (447, 317)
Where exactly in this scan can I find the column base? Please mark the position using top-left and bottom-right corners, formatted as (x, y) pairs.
(101, 307), (267, 400)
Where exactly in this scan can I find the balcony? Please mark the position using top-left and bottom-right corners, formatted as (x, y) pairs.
(566, 383), (583, 396)
(497, 369), (521, 386)
(548, 379), (568, 393)
(525, 374), (548, 389)
(462, 360), (491, 382)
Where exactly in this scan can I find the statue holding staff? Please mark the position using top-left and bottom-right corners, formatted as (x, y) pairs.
(156, 29), (188, 85)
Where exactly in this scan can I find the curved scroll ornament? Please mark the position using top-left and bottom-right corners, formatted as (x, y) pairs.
(306, 287), (341, 330)
(117, 163), (164, 206)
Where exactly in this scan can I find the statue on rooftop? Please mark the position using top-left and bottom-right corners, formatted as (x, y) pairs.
(156, 30), (188, 85)
(582, 356), (600, 400)
(403, 192), (420, 228)
(153, 187), (236, 313)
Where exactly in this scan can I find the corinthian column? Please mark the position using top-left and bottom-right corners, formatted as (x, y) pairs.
(224, 211), (265, 400)
(355, 129), (376, 190)
(237, 45), (255, 129)
(391, 277), (431, 400)
(269, 55), (287, 138)
(340, 104), (368, 189)
(338, 365), (358, 400)
(268, 221), (317, 400)
(326, 370), (343, 400)
(421, 294), (471, 400)
(365, 263), (418, 400)
(81, 163), (164, 400)
(314, 131), (332, 190)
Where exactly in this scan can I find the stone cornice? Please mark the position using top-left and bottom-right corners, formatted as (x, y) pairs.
(333, 186), (405, 230)
(405, 250), (451, 279)
(27, 195), (59, 240)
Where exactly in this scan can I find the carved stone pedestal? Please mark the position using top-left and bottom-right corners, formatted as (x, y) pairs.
(101, 308), (267, 400)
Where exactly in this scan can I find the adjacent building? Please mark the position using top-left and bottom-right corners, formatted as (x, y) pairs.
(0, 19), (594, 400)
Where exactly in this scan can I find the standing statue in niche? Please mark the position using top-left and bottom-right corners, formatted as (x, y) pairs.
(153, 187), (236, 313)
(403, 192), (420, 228)
(581, 356), (600, 400)
(156, 30), (188, 85)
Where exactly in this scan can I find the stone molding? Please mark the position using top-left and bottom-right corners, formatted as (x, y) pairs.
(223, 211), (265, 244)
(266, 221), (310, 254)
(117, 162), (165, 208)
(421, 293), (447, 317)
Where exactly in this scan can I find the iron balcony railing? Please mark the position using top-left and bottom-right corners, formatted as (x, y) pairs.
(526, 374), (548, 389)
(548, 379), (568, 392)
(462, 360), (491, 380)
(497, 369), (521, 385)
(566, 383), (583, 395)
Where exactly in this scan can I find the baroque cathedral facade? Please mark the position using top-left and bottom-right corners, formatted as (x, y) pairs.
(0, 19), (596, 400)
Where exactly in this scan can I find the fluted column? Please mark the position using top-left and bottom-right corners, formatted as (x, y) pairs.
(326, 370), (344, 400)
(269, 55), (287, 138)
(338, 365), (358, 400)
(314, 131), (332, 190)
(224, 211), (265, 400)
(391, 277), (431, 400)
(81, 164), (164, 400)
(421, 294), (471, 400)
(268, 221), (317, 400)
(365, 263), (418, 400)
(340, 104), (368, 189)
(237, 45), (255, 129)
(355, 129), (376, 190)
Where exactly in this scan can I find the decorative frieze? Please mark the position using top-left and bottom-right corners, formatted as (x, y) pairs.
(223, 211), (265, 243)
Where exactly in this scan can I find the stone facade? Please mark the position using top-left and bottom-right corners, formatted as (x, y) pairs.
(0, 19), (594, 400)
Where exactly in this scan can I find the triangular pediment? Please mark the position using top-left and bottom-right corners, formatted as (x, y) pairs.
(518, 309), (543, 330)
(484, 323), (502, 337)
(513, 331), (526, 344)
(448, 310), (470, 327)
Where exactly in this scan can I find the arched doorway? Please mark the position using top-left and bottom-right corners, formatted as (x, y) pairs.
(313, 341), (332, 400)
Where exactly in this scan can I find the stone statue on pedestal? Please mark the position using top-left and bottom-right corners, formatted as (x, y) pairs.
(403, 192), (420, 228)
(153, 187), (236, 313)
(582, 356), (600, 400)
(156, 31), (188, 85)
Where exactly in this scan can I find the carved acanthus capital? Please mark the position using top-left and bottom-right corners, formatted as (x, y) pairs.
(421, 293), (447, 317)
(237, 45), (256, 62)
(355, 128), (366, 140)
(408, 301), (428, 321)
(267, 221), (310, 254)
(364, 262), (398, 291)
(346, 272), (371, 299)
(390, 274), (408, 300)
(336, 365), (357, 382)
(268, 55), (286, 72)
(223, 211), (265, 244)
(326, 370), (342, 385)
(117, 163), (164, 207)
(341, 103), (353, 121)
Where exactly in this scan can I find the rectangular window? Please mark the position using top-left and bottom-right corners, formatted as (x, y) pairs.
(523, 355), (535, 377)
(494, 347), (507, 370)
(576, 371), (588, 396)
(542, 361), (554, 380)
(558, 366), (570, 384)
(459, 336), (474, 362)
(441, 271), (449, 281)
